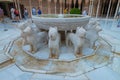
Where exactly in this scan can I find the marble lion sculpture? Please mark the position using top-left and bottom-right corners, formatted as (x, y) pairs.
(48, 27), (60, 59)
(66, 27), (86, 57)
(85, 21), (102, 49)
(21, 26), (47, 53)
(18, 20), (32, 31)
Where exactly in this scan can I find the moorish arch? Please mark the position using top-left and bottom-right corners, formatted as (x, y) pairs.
(14, 0), (119, 18)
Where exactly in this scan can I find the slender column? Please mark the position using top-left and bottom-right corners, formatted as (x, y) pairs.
(91, 0), (94, 16)
(78, 0), (82, 9)
(41, 0), (43, 11)
(38, 0), (40, 7)
(14, 0), (17, 9)
(29, 0), (32, 18)
(54, 0), (57, 14)
(85, 0), (89, 7)
(69, 0), (72, 12)
(59, 0), (63, 14)
(48, 0), (51, 14)
(17, 0), (22, 19)
(74, 0), (76, 8)
(63, 0), (65, 10)
(65, 0), (69, 13)
(106, 0), (112, 18)
(96, 0), (100, 18)
(38, 0), (42, 11)
(89, 0), (93, 16)
(88, 0), (91, 15)
(114, 0), (120, 18)
(40, 0), (43, 11)
(101, 0), (105, 17)
(5, 3), (10, 17)
(66, 0), (69, 7)
(66, 0), (68, 8)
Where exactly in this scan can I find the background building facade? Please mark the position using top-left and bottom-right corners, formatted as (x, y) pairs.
(0, 0), (120, 18)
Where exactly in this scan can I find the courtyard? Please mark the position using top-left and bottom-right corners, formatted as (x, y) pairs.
(0, 17), (120, 80)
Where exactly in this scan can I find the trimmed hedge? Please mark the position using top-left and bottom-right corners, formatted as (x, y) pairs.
(70, 8), (81, 14)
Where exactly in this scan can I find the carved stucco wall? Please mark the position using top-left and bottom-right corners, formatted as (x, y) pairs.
(19, 0), (118, 17)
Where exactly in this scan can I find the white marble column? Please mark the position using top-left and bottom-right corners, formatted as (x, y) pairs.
(66, 0), (69, 6)
(38, 0), (40, 7)
(78, 0), (82, 9)
(66, 0), (69, 13)
(54, 0), (57, 14)
(69, 0), (72, 12)
(66, 0), (68, 8)
(17, 0), (22, 19)
(74, 0), (76, 8)
(96, 0), (100, 18)
(29, 0), (32, 18)
(84, 0), (89, 14)
(14, 0), (17, 9)
(48, 0), (51, 14)
(14, 0), (22, 19)
(114, 0), (120, 18)
(88, 0), (91, 15)
(63, 0), (65, 10)
(38, 0), (42, 12)
(91, 0), (94, 16)
(89, 0), (93, 16)
(85, 0), (89, 7)
(106, 0), (112, 18)
(59, 0), (63, 14)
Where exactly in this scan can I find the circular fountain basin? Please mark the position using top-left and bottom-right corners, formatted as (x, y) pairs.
(32, 14), (91, 31)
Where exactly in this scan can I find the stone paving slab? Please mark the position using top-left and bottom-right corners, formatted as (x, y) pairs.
(109, 54), (120, 74)
(100, 32), (120, 54)
(31, 73), (88, 80)
(86, 67), (120, 80)
(0, 22), (21, 65)
(0, 51), (10, 64)
(0, 65), (33, 80)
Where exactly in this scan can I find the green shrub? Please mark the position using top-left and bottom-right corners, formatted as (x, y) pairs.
(70, 8), (81, 14)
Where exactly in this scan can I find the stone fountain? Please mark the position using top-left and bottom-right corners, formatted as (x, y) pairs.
(9, 14), (113, 75)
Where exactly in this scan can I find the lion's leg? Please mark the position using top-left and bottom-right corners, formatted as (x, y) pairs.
(66, 35), (69, 47)
(49, 48), (53, 58)
(75, 46), (83, 58)
(29, 44), (33, 52)
(55, 48), (59, 59)
(32, 44), (37, 53)
(75, 47), (79, 58)
(78, 47), (83, 57)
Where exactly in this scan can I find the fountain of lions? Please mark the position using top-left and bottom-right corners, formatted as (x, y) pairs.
(9, 14), (113, 74)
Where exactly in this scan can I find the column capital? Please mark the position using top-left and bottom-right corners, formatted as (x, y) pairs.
(66, 0), (69, 4)
(74, 0), (76, 4)
(38, 0), (42, 2)
(54, 0), (57, 3)
(90, 0), (94, 2)
(78, 0), (82, 4)
(48, 0), (51, 2)
(59, 0), (62, 4)
(69, 0), (72, 4)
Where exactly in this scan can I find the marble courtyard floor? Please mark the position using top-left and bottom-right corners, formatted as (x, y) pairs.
(0, 18), (120, 80)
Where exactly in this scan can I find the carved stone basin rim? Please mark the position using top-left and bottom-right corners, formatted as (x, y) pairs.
(32, 14), (91, 22)
(32, 14), (91, 30)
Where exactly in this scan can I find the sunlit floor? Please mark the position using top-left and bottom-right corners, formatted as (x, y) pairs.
(0, 18), (120, 80)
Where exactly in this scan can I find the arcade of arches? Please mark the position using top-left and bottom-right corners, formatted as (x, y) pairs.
(0, 0), (120, 18)
(19, 0), (119, 18)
